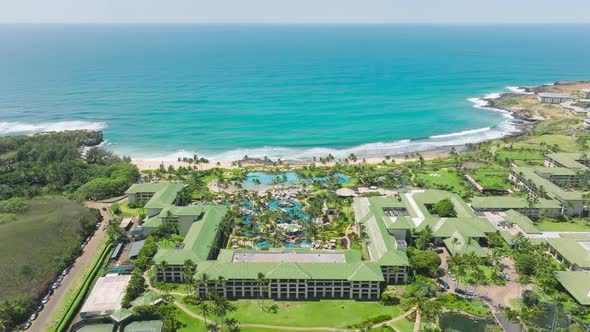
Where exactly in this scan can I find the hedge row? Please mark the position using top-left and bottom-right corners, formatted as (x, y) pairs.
(51, 242), (113, 332)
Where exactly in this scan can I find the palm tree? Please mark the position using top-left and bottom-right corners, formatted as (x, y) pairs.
(183, 259), (196, 293)
(256, 272), (267, 310)
(198, 301), (211, 329)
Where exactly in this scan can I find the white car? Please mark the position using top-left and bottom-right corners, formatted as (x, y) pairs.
(29, 312), (38, 321)
(51, 282), (59, 290)
(41, 294), (50, 304)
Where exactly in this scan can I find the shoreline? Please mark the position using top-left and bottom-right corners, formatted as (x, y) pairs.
(131, 87), (543, 171)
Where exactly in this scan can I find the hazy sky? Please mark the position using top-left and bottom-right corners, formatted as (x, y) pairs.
(1, 0), (589, 24)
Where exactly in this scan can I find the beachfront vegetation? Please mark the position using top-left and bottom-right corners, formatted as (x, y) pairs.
(0, 130), (139, 200)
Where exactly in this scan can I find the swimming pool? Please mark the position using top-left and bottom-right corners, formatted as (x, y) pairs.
(242, 171), (349, 190)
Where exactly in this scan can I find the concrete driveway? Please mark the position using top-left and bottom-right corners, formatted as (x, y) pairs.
(30, 202), (113, 332)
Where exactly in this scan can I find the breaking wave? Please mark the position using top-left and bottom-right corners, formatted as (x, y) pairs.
(0, 121), (107, 135)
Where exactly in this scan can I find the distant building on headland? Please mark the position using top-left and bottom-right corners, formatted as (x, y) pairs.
(537, 92), (573, 104)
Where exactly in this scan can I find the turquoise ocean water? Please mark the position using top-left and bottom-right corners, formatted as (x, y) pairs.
(1, 24), (590, 161)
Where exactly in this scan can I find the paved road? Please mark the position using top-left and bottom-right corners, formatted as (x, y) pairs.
(30, 202), (113, 332)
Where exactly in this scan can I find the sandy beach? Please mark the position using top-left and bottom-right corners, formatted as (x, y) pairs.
(131, 149), (453, 171)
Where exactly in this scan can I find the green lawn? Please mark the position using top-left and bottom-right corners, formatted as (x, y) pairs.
(415, 168), (468, 196)
(468, 167), (512, 189)
(118, 201), (141, 217)
(176, 296), (403, 329)
(391, 317), (415, 332)
(517, 134), (579, 153)
(177, 309), (207, 332)
(495, 148), (545, 166)
(536, 218), (590, 232)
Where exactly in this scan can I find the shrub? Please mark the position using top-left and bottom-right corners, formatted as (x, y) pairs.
(431, 198), (457, 217)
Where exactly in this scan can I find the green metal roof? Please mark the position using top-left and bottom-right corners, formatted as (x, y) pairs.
(555, 271), (590, 305)
(512, 167), (583, 201)
(503, 210), (542, 234)
(546, 153), (588, 170)
(154, 205), (227, 265)
(443, 231), (488, 258)
(547, 237), (590, 269)
(130, 290), (160, 307)
(195, 261), (385, 282)
(470, 196), (561, 209)
(533, 166), (577, 176)
(109, 308), (133, 323)
(353, 197), (410, 266)
(415, 217), (495, 239)
(126, 182), (186, 210)
(412, 190), (477, 219)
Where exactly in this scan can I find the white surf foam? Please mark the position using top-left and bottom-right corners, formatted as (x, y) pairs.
(0, 121), (107, 135)
(429, 127), (491, 139)
(483, 92), (502, 99)
(506, 86), (533, 95)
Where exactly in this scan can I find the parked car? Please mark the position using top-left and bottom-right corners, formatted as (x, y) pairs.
(437, 278), (450, 289)
(41, 293), (50, 304)
(448, 271), (456, 281)
(455, 288), (466, 295)
(36, 304), (43, 313)
(434, 248), (444, 254)
(20, 322), (31, 330)
(503, 273), (511, 281)
(29, 312), (38, 321)
(101, 207), (107, 211)
(51, 282), (59, 290)
(465, 290), (477, 297)
(56, 275), (64, 283)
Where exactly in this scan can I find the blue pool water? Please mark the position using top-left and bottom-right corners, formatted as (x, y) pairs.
(242, 171), (349, 190)
(2, 25), (590, 161)
(284, 241), (312, 249)
(268, 199), (308, 221)
(254, 241), (271, 249)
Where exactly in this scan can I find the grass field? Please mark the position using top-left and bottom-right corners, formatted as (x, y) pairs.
(536, 218), (590, 232)
(495, 148), (545, 166)
(415, 168), (468, 196)
(514, 134), (579, 153)
(117, 201), (141, 217)
(391, 317), (415, 332)
(177, 309), (207, 331)
(468, 166), (512, 189)
(0, 199), (95, 303)
(176, 296), (403, 329)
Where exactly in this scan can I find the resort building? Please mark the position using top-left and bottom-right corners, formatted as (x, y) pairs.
(555, 271), (590, 306)
(537, 92), (573, 104)
(142, 182), (410, 301)
(509, 166), (584, 215)
(153, 205), (227, 283)
(544, 152), (590, 170)
(547, 234), (590, 271)
(125, 183), (186, 217)
(581, 89), (590, 99)
(195, 249), (386, 300)
(409, 190), (496, 257)
(560, 100), (589, 116)
(79, 274), (131, 319)
(469, 196), (562, 218)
